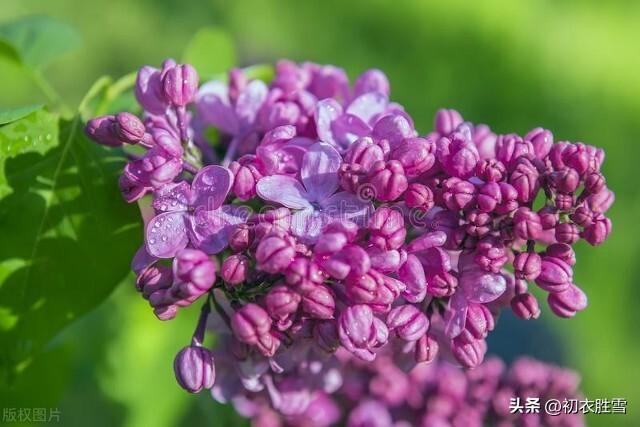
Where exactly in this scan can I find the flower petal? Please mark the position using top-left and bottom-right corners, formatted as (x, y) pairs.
(256, 175), (312, 209)
(152, 181), (192, 212)
(290, 209), (330, 244)
(461, 267), (507, 304)
(346, 92), (388, 124)
(331, 114), (371, 151)
(315, 98), (342, 147)
(236, 80), (268, 129)
(189, 205), (250, 254)
(321, 191), (373, 227)
(301, 143), (341, 201)
(192, 165), (233, 210)
(196, 81), (239, 135)
(444, 291), (468, 338)
(145, 211), (190, 258)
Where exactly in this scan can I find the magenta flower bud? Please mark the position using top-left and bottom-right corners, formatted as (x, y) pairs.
(256, 234), (295, 274)
(474, 238), (508, 273)
(495, 182), (519, 215)
(584, 172), (606, 194)
(386, 304), (429, 341)
(344, 137), (385, 169)
(415, 333), (439, 363)
(537, 206), (559, 230)
(405, 183), (434, 211)
(545, 243), (576, 266)
(354, 69), (390, 96)
(136, 264), (173, 296)
(126, 149), (183, 188)
(464, 210), (492, 238)
(173, 249), (216, 293)
(173, 345), (215, 393)
(513, 252), (542, 281)
(476, 159), (506, 182)
(389, 137), (436, 177)
(135, 64), (169, 114)
(555, 222), (580, 244)
(581, 214), (611, 246)
(495, 134), (533, 170)
(229, 155), (262, 201)
(229, 224), (253, 253)
(338, 163), (367, 194)
(554, 193), (575, 212)
(510, 293), (541, 320)
(265, 285), (301, 330)
(85, 115), (122, 147)
(451, 336), (486, 369)
(587, 188), (614, 214)
(465, 303), (494, 339)
(368, 207), (406, 250)
(477, 182), (501, 213)
(345, 269), (383, 304)
(231, 303), (272, 345)
(221, 254), (249, 286)
(513, 208), (543, 241)
(302, 284), (335, 319)
(434, 108), (463, 136)
(525, 127), (553, 159)
(368, 160), (408, 202)
(570, 205), (593, 227)
(561, 143), (589, 176)
(548, 141), (569, 170)
(510, 158), (539, 203)
(550, 168), (580, 193)
(427, 270), (458, 298)
(442, 177), (476, 211)
(320, 244), (371, 280)
(535, 256), (572, 292)
(118, 173), (149, 202)
(372, 113), (415, 149)
(399, 254), (427, 303)
(285, 257), (323, 292)
(114, 112), (146, 144)
(548, 283), (588, 318)
(338, 304), (386, 361)
(437, 132), (480, 178)
(162, 63), (199, 106)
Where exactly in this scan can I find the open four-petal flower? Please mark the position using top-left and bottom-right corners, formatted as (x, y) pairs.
(146, 165), (248, 258)
(256, 143), (373, 243)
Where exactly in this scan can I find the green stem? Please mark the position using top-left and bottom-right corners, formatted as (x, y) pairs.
(26, 67), (72, 117)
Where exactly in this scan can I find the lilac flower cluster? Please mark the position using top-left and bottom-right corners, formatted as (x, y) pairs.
(233, 350), (584, 427)
(85, 58), (613, 403)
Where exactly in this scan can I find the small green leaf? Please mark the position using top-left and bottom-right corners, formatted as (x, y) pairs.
(243, 63), (275, 84)
(0, 111), (141, 385)
(0, 104), (44, 125)
(182, 27), (237, 79)
(0, 15), (82, 69)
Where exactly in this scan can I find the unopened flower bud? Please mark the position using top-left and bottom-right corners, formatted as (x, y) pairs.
(173, 345), (215, 393)
(229, 224), (253, 252)
(545, 243), (576, 266)
(581, 214), (611, 246)
(162, 63), (199, 106)
(405, 183), (434, 211)
(231, 303), (272, 345)
(367, 160), (408, 202)
(256, 234), (295, 273)
(535, 256), (572, 293)
(434, 108), (463, 136)
(386, 304), (429, 341)
(221, 254), (249, 286)
(302, 284), (335, 319)
(513, 252), (542, 281)
(368, 207), (406, 250)
(265, 285), (301, 330)
(513, 207), (542, 240)
(442, 177), (476, 211)
(555, 222), (580, 244)
(547, 283), (587, 318)
(344, 137), (385, 169)
(510, 293), (541, 320)
(389, 137), (436, 177)
(415, 333), (439, 363)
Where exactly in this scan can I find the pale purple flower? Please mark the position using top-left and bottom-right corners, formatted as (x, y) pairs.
(145, 165), (247, 257)
(256, 142), (372, 243)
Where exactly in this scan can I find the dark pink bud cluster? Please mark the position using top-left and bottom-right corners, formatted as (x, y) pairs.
(231, 352), (584, 427)
(87, 60), (613, 407)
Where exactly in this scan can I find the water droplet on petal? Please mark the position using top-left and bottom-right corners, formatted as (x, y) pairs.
(149, 238), (156, 244)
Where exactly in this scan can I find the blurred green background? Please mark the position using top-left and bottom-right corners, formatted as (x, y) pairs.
(1, 0), (639, 426)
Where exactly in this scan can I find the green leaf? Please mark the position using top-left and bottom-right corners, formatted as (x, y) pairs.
(0, 104), (43, 125)
(0, 15), (82, 69)
(182, 27), (237, 79)
(79, 72), (139, 121)
(0, 110), (141, 386)
(243, 63), (275, 84)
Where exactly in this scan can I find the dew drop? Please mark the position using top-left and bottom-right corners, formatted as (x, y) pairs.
(161, 236), (168, 242)
(149, 239), (156, 244)
(45, 134), (52, 141)
(161, 204), (167, 210)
